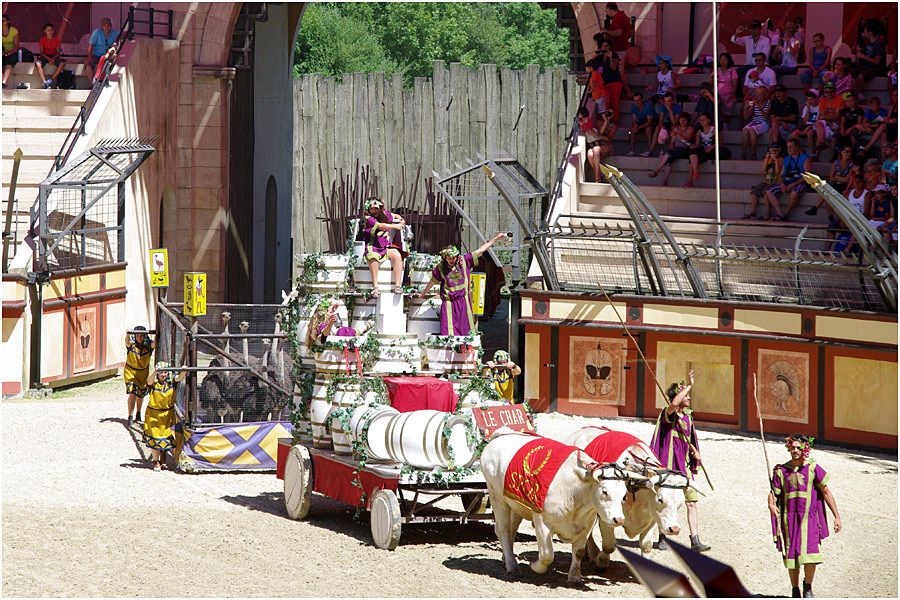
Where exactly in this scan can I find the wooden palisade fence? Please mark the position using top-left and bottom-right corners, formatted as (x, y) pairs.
(292, 60), (582, 254)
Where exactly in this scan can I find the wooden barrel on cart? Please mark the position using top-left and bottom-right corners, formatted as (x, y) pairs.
(383, 409), (476, 469)
(309, 374), (334, 448)
(299, 253), (352, 294)
(350, 298), (377, 335)
(315, 338), (363, 375)
(370, 334), (422, 374)
(424, 335), (481, 373)
(349, 403), (400, 461)
(408, 297), (442, 341)
(330, 382), (377, 455)
(353, 261), (393, 293)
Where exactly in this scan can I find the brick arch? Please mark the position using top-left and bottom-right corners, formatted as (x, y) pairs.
(197, 2), (242, 66)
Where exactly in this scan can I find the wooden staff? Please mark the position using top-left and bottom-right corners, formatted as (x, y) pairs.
(599, 288), (715, 491)
(754, 373), (788, 560)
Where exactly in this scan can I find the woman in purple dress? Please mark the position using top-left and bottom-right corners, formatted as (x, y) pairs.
(362, 197), (407, 297)
(415, 233), (506, 336)
(768, 434), (842, 599)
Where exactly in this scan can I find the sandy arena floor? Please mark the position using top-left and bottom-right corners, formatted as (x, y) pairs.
(2, 376), (897, 597)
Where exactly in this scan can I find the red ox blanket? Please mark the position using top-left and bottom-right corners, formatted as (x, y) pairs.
(583, 426), (659, 467)
(503, 437), (578, 513)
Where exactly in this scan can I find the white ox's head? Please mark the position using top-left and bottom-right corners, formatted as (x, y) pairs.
(641, 470), (701, 536)
(577, 458), (646, 527)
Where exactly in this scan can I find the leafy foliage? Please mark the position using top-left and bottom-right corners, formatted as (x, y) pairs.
(293, 2), (569, 83)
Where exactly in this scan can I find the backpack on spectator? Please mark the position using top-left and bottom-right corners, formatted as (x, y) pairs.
(56, 68), (76, 89)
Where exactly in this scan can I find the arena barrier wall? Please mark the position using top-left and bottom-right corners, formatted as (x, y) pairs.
(518, 291), (898, 451)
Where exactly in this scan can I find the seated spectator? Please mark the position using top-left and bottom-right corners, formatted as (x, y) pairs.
(84, 17), (119, 82)
(651, 92), (682, 155)
(805, 146), (856, 216)
(742, 52), (777, 101)
(648, 112), (695, 186)
(732, 20), (771, 102)
(717, 52), (740, 126)
(801, 32), (832, 90)
(882, 142), (898, 189)
(852, 19), (887, 90)
(648, 55), (679, 102)
(863, 157), (883, 190)
(577, 106), (600, 146)
(687, 112), (716, 188)
(769, 84), (800, 145)
(763, 16), (804, 48)
(846, 174), (869, 215)
(814, 82), (846, 160)
(793, 88), (821, 154)
(769, 22), (801, 77)
(2, 14), (27, 89)
(862, 89), (896, 153)
(741, 86), (771, 160)
(858, 95), (888, 153)
(693, 81), (715, 126)
(835, 91), (866, 153)
(586, 109), (615, 181)
(822, 57), (854, 95)
(627, 91), (656, 156)
(765, 137), (812, 220)
(601, 3), (631, 54)
(34, 23), (65, 89)
(746, 144), (783, 219)
(865, 184), (895, 242)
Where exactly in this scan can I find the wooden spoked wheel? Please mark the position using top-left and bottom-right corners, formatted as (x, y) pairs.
(369, 488), (402, 550)
(284, 445), (313, 520)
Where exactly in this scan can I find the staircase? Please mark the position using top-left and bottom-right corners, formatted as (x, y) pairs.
(2, 88), (89, 264)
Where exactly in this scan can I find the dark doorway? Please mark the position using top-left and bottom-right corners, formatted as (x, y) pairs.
(226, 66), (254, 303)
(263, 175), (277, 303)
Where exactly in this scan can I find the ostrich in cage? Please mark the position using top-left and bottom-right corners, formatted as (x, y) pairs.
(198, 312), (234, 423)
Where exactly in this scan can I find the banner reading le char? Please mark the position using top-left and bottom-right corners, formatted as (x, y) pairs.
(472, 404), (534, 439)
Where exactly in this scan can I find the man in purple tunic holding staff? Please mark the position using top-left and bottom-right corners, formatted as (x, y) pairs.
(415, 233), (506, 335)
(768, 434), (842, 599)
(362, 197), (407, 297)
(650, 369), (712, 553)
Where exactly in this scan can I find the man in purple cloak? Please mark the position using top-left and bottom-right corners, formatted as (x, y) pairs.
(362, 197), (407, 297)
(415, 233), (506, 336)
(768, 434), (842, 598)
(650, 369), (711, 553)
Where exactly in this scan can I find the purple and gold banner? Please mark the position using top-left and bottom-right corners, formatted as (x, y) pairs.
(178, 421), (294, 471)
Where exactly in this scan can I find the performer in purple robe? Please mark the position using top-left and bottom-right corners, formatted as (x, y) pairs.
(768, 434), (842, 599)
(362, 197), (407, 297)
(415, 233), (507, 336)
(306, 300), (357, 348)
(650, 369), (711, 553)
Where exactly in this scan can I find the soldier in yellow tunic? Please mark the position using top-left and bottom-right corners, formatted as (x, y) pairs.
(124, 326), (154, 424)
(143, 361), (187, 471)
(482, 350), (522, 403)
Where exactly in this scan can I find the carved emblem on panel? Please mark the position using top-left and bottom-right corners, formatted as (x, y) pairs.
(73, 306), (97, 374)
(757, 349), (809, 423)
(568, 336), (627, 405)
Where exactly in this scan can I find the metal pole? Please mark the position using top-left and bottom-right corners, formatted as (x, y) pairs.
(712, 2), (721, 223)
(2, 148), (23, 271)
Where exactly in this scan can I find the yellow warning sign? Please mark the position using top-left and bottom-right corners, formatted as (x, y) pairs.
(149, 248), (169, 288)
(184, 272), (207, 316)
(470, 272), (486, 316)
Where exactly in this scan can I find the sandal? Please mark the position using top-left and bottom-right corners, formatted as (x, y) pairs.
(392, 285), (404, 294)
(370, 288), (381, 298)
(742, 213), (755, 220)
(152, 461), (162, 471)
(648, 170), (659, 179)
(772, 215), (786, 222)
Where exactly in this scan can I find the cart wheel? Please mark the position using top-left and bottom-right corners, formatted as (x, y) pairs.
(284, 445), (313, 520)
(461, 492), (488, 515)
(370, 488), (402, 550)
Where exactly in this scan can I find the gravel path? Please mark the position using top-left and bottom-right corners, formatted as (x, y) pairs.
(2, 377), (896, 597)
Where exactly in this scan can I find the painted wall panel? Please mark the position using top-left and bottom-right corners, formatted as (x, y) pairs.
(654, 341), (734, 416)
(832, 356), (898, 436)
(105, 301), (127, 367)
(734, 309), (801, 335)
(547, 299), (626, 322)
(41, 310), (65, 380)
(643, 304), (718, 329)
(524, 331), (541, 402)
(816, 316), (897, 346)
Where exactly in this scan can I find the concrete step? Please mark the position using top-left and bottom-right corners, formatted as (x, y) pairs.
(2, 114), (77, 131)
(2, 158), (56, 185)
(2, 141), (60, 159)
(601, 155), (717, 188)
(3, 130), (76, 146)
(1, 88), (89, 117)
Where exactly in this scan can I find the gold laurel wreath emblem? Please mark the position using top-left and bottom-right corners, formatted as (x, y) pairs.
(509, 445), (553, 507)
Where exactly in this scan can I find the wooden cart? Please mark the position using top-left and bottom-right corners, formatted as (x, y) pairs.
(277, 439), (493, 550)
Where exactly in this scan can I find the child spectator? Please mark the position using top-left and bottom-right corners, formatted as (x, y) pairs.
(648, 55), (679, 102)
(852, 20), (887, 90)
(765, 137), (812, 220)
(860, 95), (890, 154)
(34, 23), (65, 89)
(805, 146), (856, 215)
(865, 184), (895, 242)
(741, 86), (771, 160)
(693, 81), (715, 125)
(769, 84), (800, 145)
(648, 112), (695, 186)
(742, 52), (777, 100)
(822, 57), (854, 95)
(482, 350), (522, 403)
(717, 52), (740, 126)
(586, 62), (610, 119)
(814, 82), (846, 160)
(687, 112), (715, 188)
(627, 91), (656, 156)
(651, 92), (682, 155)
(794, 88), (821, 154)
(800, 33), (832, 90)
(746, 144), (782, 219)
(578, 106), (600, 146)
(836, 91), (866, 152)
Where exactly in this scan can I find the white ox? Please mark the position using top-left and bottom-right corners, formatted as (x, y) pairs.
(564, 426), (693, 568)
(480, 430), (646, 584)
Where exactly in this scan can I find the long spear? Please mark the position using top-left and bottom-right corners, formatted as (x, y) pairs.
(753, 374), (788, 560)
(599, 288), (714, 491)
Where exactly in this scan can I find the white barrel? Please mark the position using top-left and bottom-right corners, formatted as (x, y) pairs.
(291, 390), (312, 440)
(315, 336), (364, 375)
(299, 253), (352, 294)
(309, 375), (334, 448)
(330, 382), (377, 455)
(383, 410), (476, 469)
(293, 302), (318, 368)
(350, 298), (377, 334)
(370, 334), (422, 374)
(349, 403), (400, 462)
(353, 261), (394, 293)
(407, 254), (439, 291)
(408, 298), (442, 341)
(424, 335), (481, 373)
(352, 241), (366, 267)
